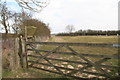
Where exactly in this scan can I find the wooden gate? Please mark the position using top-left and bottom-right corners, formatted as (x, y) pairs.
(26, 42), (120, 79)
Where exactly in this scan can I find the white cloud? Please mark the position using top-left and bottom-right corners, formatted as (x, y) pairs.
(33, 0), (119, 33)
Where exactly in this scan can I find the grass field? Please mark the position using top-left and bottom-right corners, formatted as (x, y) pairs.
(44, 36), (118, 55)
(3, 36), (119, 78)
(49, 36), (118, 43)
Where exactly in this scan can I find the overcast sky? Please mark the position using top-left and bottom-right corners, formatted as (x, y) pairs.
(1, 0), (120, 33)
(33, 0), (119, 33)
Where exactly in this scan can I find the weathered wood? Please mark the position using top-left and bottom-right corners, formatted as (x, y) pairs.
(65, 46), (112, 78)
(29, 45), (65, 76)
(9, 38), (15, 71)
(27, 49), (118, 59)
(29, 45), (64, 67)
(1, 33), (21, 71)
(26, 41), (119, 78)
(18, 36), (24, 68)
(14, 38), (20, 69)
(29, 65), (84, 79)
(26, 42), (119, 47)
(22, 38), (27, 69)
(0, 34), (2, 79)
(67, 58), (111, 76)
(28, 61), (107, 77)
(19, 36), (27, 68)
(28, 55), (119, 69)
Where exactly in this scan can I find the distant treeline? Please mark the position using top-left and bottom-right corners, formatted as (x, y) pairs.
(56, 30), (120, 36)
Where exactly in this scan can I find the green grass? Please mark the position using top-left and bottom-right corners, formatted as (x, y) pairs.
(47, 36), (118, 55)
(59, 36), (118, 44)
(3, 68), (64, 78)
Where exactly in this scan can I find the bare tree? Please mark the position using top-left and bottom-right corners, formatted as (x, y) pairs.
(11, 11), (32, 34)
(65, 25), (75, 33)
(0, 0), (50, 12)
(0, 0), (50, 34)
(0, 2), (12, 33)
(15, 0), (50, 12)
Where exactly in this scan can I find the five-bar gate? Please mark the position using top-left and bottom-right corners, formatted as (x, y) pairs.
(26, 42), (120, 79)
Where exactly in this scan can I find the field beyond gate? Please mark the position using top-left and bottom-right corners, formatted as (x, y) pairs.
(26, 36), (120, 79)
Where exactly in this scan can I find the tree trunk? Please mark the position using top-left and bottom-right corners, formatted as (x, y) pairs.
(2, 16), (8, 34)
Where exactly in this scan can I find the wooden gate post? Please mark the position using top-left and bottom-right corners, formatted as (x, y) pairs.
(19, 35), (28, 69)
(0, 33), (2, 79)
(21, 37), (28, 69)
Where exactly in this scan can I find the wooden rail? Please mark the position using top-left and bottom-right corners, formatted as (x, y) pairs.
(26, 42), (119, 47)
(28, 55), (119, 69)
(27, 49), (118, 59)
(26, 42), (120, 79)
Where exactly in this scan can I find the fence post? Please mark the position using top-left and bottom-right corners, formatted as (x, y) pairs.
(14, 37), (20, 69)
(0, 33), (2, 79)
(21, 37), (28, 69)
(9, 38), (15, 71)
(18, 35), (28, 69)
